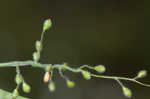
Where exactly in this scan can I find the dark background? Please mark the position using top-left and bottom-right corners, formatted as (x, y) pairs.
(0, 0), (149, 99)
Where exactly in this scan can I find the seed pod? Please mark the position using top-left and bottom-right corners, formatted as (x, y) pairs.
(122, 86), (132, 98)
(12, 89), (19, 99)
(66, 80), (75, 88)
(35, 40), (42, 52)
(22, 82), (31, 93)
(43, 72), (50, 83)
(94, 65), (106, 73)
(81, 70), (91, 80)
(33, 52), (40, 62)
(137, 70), (147, 78)
(43, 19), (52, 32)
(15, 74), (22, 85)
(48, 81), (55, 92)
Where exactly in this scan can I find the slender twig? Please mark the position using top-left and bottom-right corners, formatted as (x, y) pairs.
(79, 65), (94, 69)
(0, 60), (149, 88)
(91, 74), (150, 87)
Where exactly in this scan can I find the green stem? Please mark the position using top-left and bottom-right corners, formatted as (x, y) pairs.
(40, 31), (45, 45)
(91, 74), (150, 87)
(0, 61), (150, 88)
(115, 79), (124, 87)
(79, 65), (94, 69)
(0, 60), (45, 68)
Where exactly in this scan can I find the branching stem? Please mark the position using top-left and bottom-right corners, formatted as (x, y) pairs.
(0, 60), (149, 88)
(0, 18), (149, 98)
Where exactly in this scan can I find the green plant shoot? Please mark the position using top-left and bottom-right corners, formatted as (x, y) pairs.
(0, 18), (149, 99)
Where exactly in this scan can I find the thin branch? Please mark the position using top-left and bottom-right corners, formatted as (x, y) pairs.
(0, 60), (150, 88)
(79, 65), (94, 69)
(91, 74), (150, 87)
(0, 61), (46, 68)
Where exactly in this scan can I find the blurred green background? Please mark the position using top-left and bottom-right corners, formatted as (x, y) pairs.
(0, 0), (149, 99)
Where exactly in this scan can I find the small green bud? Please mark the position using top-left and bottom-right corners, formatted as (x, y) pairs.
(43, 19), (52, 32)
(66, 80), (75, 88)
(94, 65), (106, 73)
(15, 74), (22, 85)
(48, 81), (55, 92)
(35, 40), (42, 52)
(81, 70), (91, 80)
(33, 52), (40, 62)
(12, 89), (19, 99)
(45, 65), (52, 72)
(122, 86), (132, 98)
(22, 82), (31, 93)
(137, 70), (147, 78)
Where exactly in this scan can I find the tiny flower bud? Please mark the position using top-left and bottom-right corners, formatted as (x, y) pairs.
(15, 74), (22, 85)
(12, 89), (19, 99)
(48, 81), (55, 92)
(43, 19), (52, 32)
(22, 82), (31, 93)
(43, 72), (50, 83)
(33, 52), (40, 62)
(81, 70), (91, 80)
(45, 65), (52, 72)
(137, 70), (147, 78)
(94, 65), (106, 73)
(35, 40), (42, 52)
(66, 80), (75, 88)
(122, 86), (132, 98)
